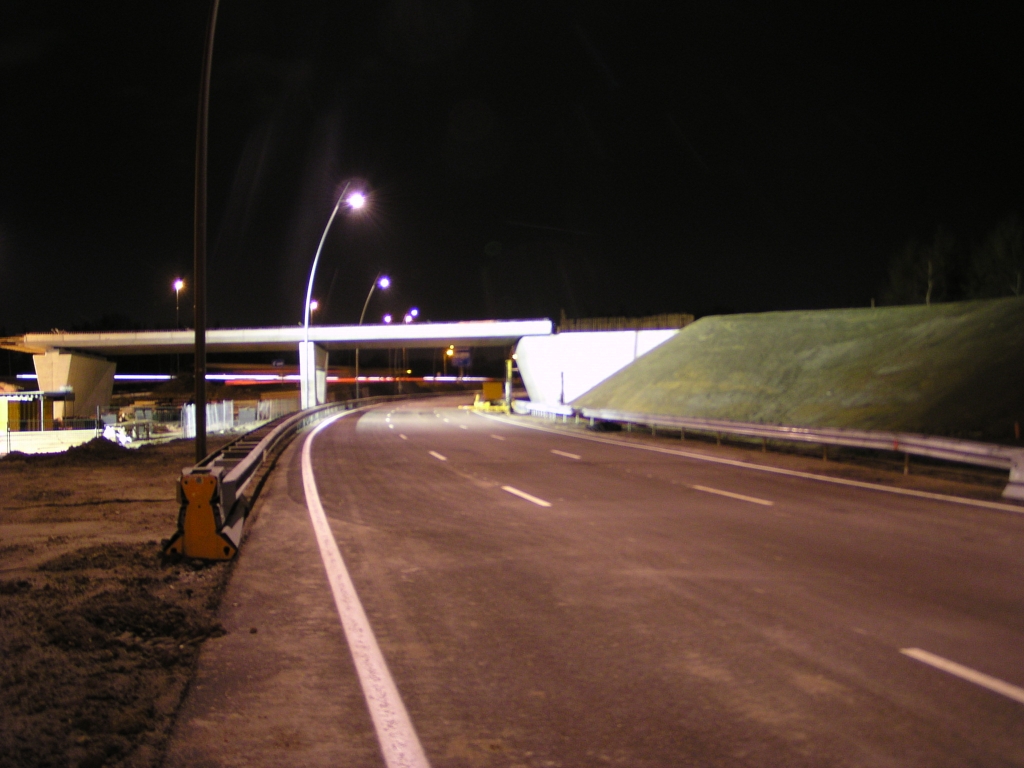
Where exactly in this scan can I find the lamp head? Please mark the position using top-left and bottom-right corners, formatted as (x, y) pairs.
(346, 192), (366, 210)
(383, 314), (392, 324)
(173, 279), (184, 292)
(378, 276), (390, 289)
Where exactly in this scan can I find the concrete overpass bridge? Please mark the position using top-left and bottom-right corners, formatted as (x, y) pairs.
(1, 319), (681, 420)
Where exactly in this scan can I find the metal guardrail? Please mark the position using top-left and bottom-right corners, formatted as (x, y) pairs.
(163, 393), (446, 560)
(513, 401), (1024, 502)
(512, 400), (574, 417)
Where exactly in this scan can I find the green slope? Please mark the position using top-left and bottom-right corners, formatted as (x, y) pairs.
(572, 298), (1024, 440)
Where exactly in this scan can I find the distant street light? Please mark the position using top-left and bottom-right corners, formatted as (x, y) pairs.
(301, 182), (367, 408)
(383, 314), (393, 324)
(173, 278), (185, 376)
(355, 273), (390, 399)
(173, 278), (185, 329)
(309, 299), (319, 314)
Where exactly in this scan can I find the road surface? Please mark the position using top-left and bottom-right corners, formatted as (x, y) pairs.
(167, 398), (1024, 767)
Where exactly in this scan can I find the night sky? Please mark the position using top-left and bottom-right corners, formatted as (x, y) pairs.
(2, 2), (1021, 335)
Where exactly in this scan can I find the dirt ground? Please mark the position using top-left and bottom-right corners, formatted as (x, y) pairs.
(0, 437), (231, 768)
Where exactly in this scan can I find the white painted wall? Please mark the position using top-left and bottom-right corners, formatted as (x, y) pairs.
(515, 330), (677, 406)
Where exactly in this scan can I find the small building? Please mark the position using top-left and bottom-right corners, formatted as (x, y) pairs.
(0, 391), (74, 432)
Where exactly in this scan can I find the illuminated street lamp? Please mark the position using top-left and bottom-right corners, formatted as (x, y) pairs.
(355, 274), (390, 398)
(300, 182), (367, 408)
(383, 314), (393, 324)
(173, 278), (185, 376)
(309, 299), (320, 315)
(303, 183), (366, 339)
(173, 278), (185, 329)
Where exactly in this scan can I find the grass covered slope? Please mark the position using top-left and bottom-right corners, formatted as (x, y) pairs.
(572, 298), (1024, 440)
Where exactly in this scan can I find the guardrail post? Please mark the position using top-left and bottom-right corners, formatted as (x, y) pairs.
(1003, 455), (1024, 501)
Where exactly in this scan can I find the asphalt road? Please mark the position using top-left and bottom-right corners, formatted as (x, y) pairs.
(169, 397), (1024, 767)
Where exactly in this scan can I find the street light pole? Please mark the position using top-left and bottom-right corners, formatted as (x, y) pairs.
(301, 184), (366, 408)
(193, 0), (219, 463)
(355, 274), (389, 398)
(173, 278), (185, 376)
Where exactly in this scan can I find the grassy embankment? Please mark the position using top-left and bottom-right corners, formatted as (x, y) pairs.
(573, 297), (1024, 442)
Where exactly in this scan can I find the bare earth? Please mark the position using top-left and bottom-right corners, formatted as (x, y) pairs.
(0, 438), (230, 768)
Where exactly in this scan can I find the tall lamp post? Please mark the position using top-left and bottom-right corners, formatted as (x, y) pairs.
(193, 0), (220, 463)
(301, 184), (366, 408)
(355, 274), (390, 398)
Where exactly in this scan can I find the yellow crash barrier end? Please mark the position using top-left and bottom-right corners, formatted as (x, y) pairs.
(162, 473), (238, 561)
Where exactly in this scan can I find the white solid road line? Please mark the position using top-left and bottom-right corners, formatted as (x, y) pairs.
(399, 434), (408, 440)
(301, 413), (431, 768)
(691, 484), (774, 506)
(490, 435), (506, 441)
(901, 648), (1024, 705)
(550, 449), (581, 460)
(429, 451), (447, 461)
(476, 413), (1024, 514)
(502, 485), (552, 507)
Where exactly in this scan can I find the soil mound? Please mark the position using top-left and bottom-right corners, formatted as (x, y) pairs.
(0, 437), (132, 467)
(0, 542), (229, 768)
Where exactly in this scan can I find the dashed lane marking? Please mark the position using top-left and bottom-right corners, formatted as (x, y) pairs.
(550, 449), (581, 460)
(490, 435), (506, 441)
(691, 484), (774, 506)
(502, 486), (552, 507)
(429, 451), (447, 461)
(901, 648), (1024, 705)
(399, 434), (408, 440)
(474, 413), (1024, 515)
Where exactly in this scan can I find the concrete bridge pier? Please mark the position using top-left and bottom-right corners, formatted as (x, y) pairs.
(299, 342), (328, 409)
(32, 350), (116, 420)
